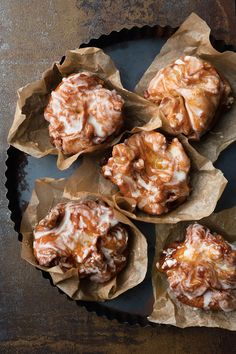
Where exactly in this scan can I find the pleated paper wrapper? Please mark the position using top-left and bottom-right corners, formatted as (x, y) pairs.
(8, 47), (163, 170)
(149, 206), (236, 331)
(135, 13), (236, 162)
(20, 178), (148, 301)
(64, 136), (227, 224)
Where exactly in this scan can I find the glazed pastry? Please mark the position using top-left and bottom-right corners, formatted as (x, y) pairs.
(44, 72), (124, 155)
(159, 223), (236, 312)
(144, 56), (234, 139)
(33, 199), (128, 283)
(102, 131), (190, 215)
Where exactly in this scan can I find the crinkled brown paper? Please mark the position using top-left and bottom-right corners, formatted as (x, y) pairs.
(135, 13), (236, 162)
(64, 136), (227, 224)
(149, 207), (236, 330)
(21, 178), (148, 301)
(8, 47), (162, 170)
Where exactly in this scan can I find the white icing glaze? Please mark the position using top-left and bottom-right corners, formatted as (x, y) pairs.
(175, 59), (185, 65)
(33, 200), (128, 283)
(45, 72), (124, 154)
(161, 223), (236, 311)
(203, 291), (213, 310)
(145, 55), (233, 139)
(102, 131), (190, 215)
(165, 259), (177, 268)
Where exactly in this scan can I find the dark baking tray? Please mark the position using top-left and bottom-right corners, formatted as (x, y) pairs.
(6, 25), (236, 326)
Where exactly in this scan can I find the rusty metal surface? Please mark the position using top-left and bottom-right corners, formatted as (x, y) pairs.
(1, 1), (236, 353)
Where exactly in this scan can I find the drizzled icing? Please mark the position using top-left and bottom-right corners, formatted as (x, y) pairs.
(102, 131), (190, 215)
(144, 55), (233, 139)
(44, 72), (124, 155)
(33, 200), (128, 283)
(159, 223), (236, 312)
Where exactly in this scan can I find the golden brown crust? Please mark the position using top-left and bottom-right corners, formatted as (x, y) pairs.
(159, 223), (236, 311)
(44, 72), (124, 155)
(174, 291), (236, 311)
(144, 56), (234, 139)
(33, 199), (128, 283)
(102, 131), (190, 215)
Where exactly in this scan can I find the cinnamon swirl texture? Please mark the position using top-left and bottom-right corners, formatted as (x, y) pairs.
(159, 223), (236, 312)
(33, 199), (128, 283)
(145, 56), (233, 139)
(45, 72), (124, 155)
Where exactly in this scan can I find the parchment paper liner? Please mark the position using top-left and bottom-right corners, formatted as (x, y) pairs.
(8, 47), (163, 170)
(135, 13), (236, 162)
(21, 178), (148, 301)
(64, 135), (227, 224)
(149, 206), (236, 330)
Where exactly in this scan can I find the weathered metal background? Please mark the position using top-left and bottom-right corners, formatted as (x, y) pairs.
(1, 1), (236, 352)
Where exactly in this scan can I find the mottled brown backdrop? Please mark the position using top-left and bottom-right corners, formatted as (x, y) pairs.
(1, 1), (236, 353)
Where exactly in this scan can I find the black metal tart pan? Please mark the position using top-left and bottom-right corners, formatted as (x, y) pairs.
(5, 24), (236, 326)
